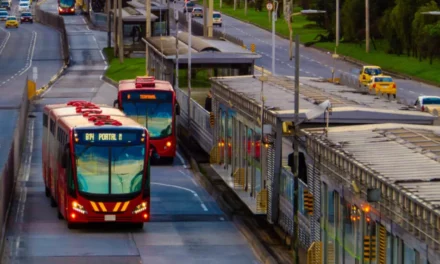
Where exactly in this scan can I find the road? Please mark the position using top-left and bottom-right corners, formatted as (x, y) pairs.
(0, 0), (63, 107)
(173, 3), (440, 104)
(0, 1), (261, 263)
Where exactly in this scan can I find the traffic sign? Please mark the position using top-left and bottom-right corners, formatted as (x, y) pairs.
(266, 2), (273, 11)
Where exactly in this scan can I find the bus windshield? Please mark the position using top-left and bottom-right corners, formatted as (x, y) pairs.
(121, 91), (173, 139)
(59, 0), (74, 8)
(74, 130), (146, 195)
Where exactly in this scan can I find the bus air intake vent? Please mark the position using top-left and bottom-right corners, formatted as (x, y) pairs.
(87, 115), (122, 126)
(76, 105), (100, 113)
(135, 76), (155, 88)
(80, 109), (103, 116)
(67, 101), (97, 107)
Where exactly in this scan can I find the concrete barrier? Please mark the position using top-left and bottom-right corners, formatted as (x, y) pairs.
(0, 81), (30, 254)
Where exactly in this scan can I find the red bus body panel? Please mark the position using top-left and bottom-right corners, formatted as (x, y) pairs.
(117, 78), (177, 158)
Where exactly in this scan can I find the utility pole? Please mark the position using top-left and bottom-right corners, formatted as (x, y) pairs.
(106, 0), (111, 48)
(174, 4), (179, 89)
(365, 0), (369, 53)
(113, 0), (117, 56)
(336, 0), (339, 47)
(271, 1), (278, 75)
(145, 0), (152, 75)
(203, 0), (207, 36)
(118, 0), (123, 63)
(187, 10), (192, 130)
(208, 0), (213, 37)
(292, 34), (300, 264)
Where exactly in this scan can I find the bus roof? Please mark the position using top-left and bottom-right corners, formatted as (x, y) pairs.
(50, 106), (125, 118)
(59, 114), (145, 130)
(43, 102), (107, 114)
(118, 78), (174, 93)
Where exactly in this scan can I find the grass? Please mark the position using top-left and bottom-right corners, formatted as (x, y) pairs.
(212, 1), (440, 86)
(212, 2), (325, 43)
(103, 47), (211, 88)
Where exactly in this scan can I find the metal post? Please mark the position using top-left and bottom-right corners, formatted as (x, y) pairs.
(107, 0), (111, 48)
(271, 1), (278, 75)
(145, 0), (151, 75)
(203, 0), (207, 36)
(365, 0), (369, 53)
(260, 74), (264, 189)
(336, 0), (339, 47)
(113, 0), (117, 56)
(174, 5), (179, 89)
(187, 11), (192, 130)
(292, 34), (300, 264)
(118, 0), (123, 63)
(208, 0), (213, 37)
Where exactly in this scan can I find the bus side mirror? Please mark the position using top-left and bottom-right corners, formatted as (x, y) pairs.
(175, 103), (180, 115)
(113, 99), (119, 108)
(61, 145), (69, 168)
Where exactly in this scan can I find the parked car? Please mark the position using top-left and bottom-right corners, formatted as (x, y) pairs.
(18, 2), (30, 12)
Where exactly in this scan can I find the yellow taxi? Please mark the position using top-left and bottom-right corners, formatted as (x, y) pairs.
(359, 65), (383, 87)
(5, 16), (18, 28)
(368, 75), (396, 98)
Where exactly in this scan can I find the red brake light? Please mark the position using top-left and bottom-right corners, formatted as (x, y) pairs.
(372, 84), (376, 88)
(392, 84), (396, 88)
(363, 75), (366, 80)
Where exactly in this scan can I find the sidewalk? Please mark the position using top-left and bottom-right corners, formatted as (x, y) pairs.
(178, 129), (308, 264)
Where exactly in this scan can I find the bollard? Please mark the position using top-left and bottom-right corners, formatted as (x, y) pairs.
(27, 80), (36, 100)
(250, 43), (256, 53)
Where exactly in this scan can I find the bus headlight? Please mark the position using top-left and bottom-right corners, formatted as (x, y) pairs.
(72, 201), (87, 214)
(132, 202), (147, 214)
(165, 141), (172, 148)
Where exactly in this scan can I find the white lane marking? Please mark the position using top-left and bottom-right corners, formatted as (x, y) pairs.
(18, 31), (37, 76)
(179, 169), (198, 186)
(409, 91), (416, 94)
(151, 182), (208, 211)
(99, 50), (107, 65)
(0, 27), (11, 55)
(176, 151), (187, 167)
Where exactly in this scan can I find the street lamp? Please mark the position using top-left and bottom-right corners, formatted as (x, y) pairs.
(174, 5), (179, 90)
(186, 5), (192, 132)
(270, 1), (279, 75)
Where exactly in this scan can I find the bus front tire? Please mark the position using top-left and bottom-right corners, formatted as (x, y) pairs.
(67, 222), (78, 229)
(134, 223), (144, 229)
(45, 187), (50, 197)
(57, 210), (64, 220)
(50, 196), (57, 208)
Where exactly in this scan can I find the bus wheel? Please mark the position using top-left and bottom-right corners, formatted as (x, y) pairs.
(57, 209), (64, 220)
(163, 157), (174, 164)
(134, 223), (144, 229)
(67, 222), (78, 229)
(45, 187), (50, 197)
(50, 196), (57, 208)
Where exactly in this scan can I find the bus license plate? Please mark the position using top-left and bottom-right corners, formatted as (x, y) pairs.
(105, 215), (116, 221)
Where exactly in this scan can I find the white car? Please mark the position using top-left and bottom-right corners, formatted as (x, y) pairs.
(414, 96), (440, 112)
(18, 2), (30, 12)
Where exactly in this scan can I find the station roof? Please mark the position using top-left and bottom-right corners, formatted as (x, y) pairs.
(210, 75), (435, 125)
(302, 123), (440, 216)
(144, 33), (261, 64)
(127, 0), (168, 11)
(113, 6), (158, 22)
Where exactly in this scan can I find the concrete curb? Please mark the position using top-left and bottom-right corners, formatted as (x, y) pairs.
(102, 75), (118, 87)
(177, 137), (288, 264)
(221, 12), (439, 87)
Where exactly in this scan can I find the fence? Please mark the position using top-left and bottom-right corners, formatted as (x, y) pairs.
(0, 81), (30, 255)
(175, 87), (213, 154)
(172, 8), (244, 47)
(34, 6), (70, 64)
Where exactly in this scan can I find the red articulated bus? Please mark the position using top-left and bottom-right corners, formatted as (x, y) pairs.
(43, 101), (151, 229)
(114, 76), (180, 163)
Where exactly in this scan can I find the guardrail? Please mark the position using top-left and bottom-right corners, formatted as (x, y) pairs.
(172, 8), (244, 47)
(0, 81), (30, 255)
(34, 6), (70, 64)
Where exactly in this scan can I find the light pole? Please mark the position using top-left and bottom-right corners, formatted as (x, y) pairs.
(187, 7), (192, 130)
(365, 0), (369, 53)
(145, 0), (152, 75)
(270, 1), (279, 75)
(336, 0), (340, 47)
(174, 4), (179, 90)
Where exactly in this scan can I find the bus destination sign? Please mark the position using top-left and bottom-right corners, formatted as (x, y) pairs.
(79, 132), (139, 143)
(125, 91), (172, 101)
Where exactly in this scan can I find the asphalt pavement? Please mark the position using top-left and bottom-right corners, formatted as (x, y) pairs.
(0, 0), (63, 107)
(1, 1), (261, 263)
(172, 3), (440, 104)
